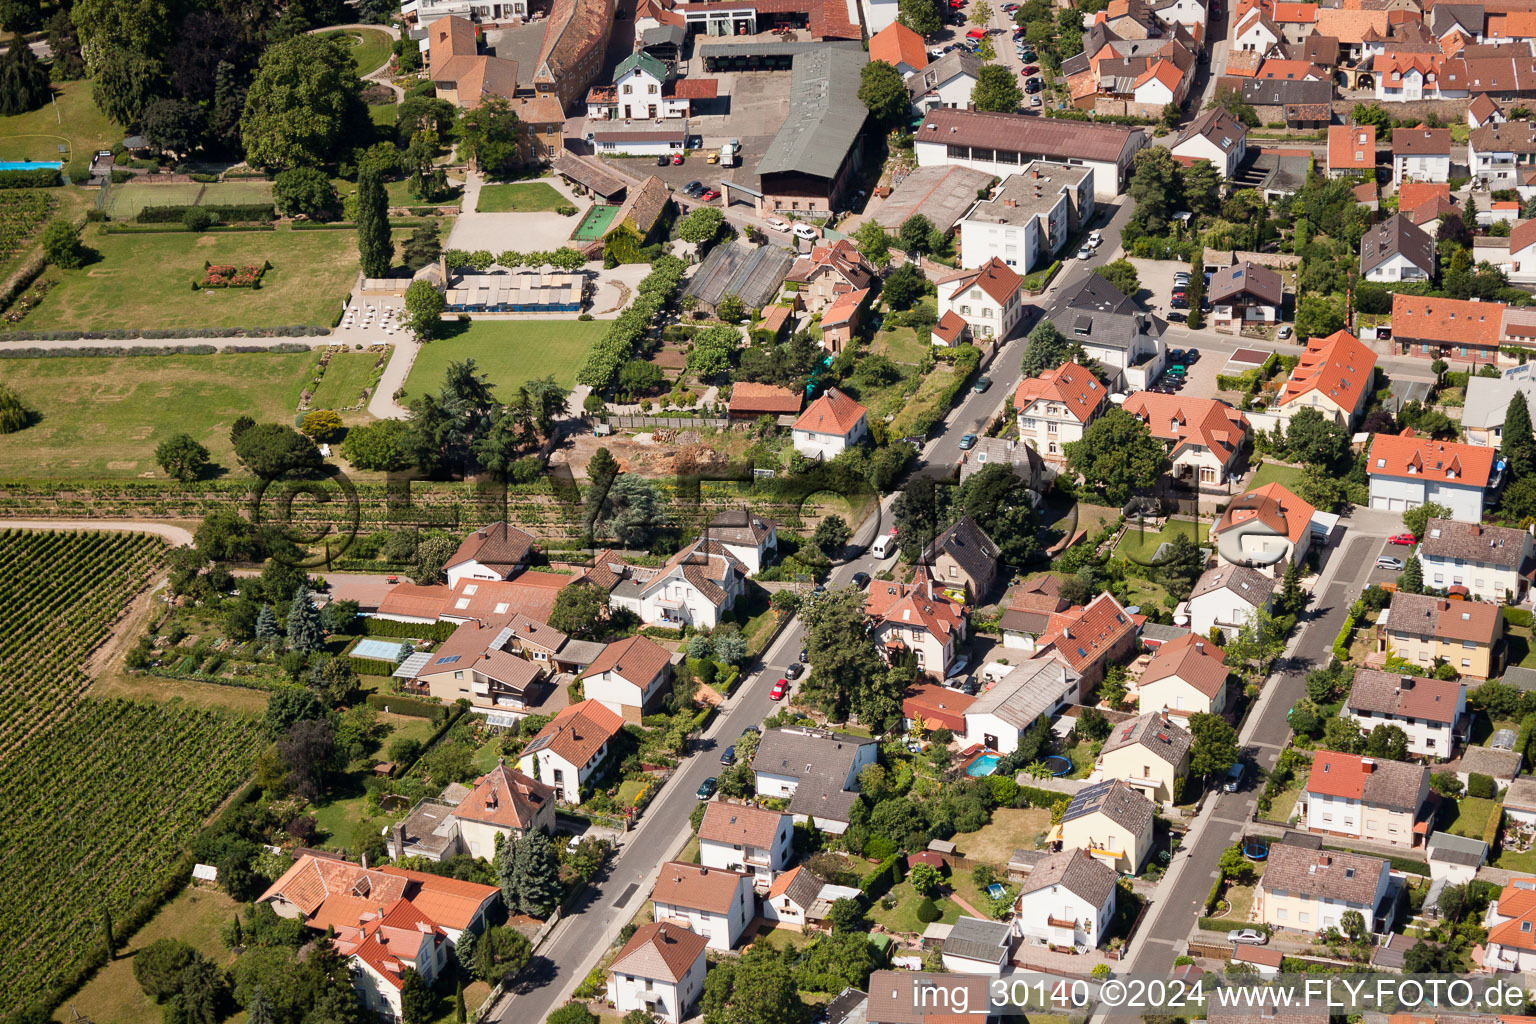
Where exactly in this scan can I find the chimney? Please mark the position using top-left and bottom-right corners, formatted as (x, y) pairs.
(1361, 758), (1375, 773)
(1002, 198), (1016, 208)
(392, 822), (406, 859)
(361, 853), (369, 869)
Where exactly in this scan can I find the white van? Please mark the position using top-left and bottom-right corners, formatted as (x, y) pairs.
(871, 530), (897, 560)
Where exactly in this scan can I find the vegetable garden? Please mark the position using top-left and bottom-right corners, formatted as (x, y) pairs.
(0, 188), (57, 267)
(0, 530), (262, 1017)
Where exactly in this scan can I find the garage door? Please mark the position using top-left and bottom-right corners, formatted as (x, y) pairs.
(1371, 495), (1391, 511)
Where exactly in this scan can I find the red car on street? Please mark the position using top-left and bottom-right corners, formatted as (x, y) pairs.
(770, 678), (789, 701)
(966, 27), (987, 37)
(671, 153), (685, 165)
(700, 188), (720, 201)
(1389, 533), (1417, 546)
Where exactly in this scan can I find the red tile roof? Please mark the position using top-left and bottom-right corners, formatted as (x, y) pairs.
(1212, 482), (1316, 548)
(1277, 328), (1376, 413)
(452, 760), (554, 831)
(652, 861), (752, 914)
(449, 523), (537, 576)
(793, 387), (868, 436)
(1122, 392), (1250, 467)
(1139, 632), (1229, 698)
(335, 898), (445, 991)
(611, 922), (708, 982)
(1273, 1), (1317, 20)
(865, 569), (967, 641)
(1512, 218), (1536, 254)
(665, 78), (719, 99)
(729, 381), (802, 416)
(1039, 592), (1137, 675)
(1329, 124), (1377, 169)
(822, 287), (869, 328)
(1488, 880), (1536, 951)
(1304, 749), (1428, 811)
(902, 681), (974, 733)
(525, 699), (624, 766)
(1393, 127), (1453, 156)
(932, 310), (968, 345)
(584, 634), (672, 686)
(1391, 292), (1506, 350)
(697, 801), (788, 850)
(1014, 361), (1108, 425)
(939, 257), (1023, 307)
(870, 22), (929, 71)
(1397, 181), (1450, 214)
(1367, 429), (1498, 487)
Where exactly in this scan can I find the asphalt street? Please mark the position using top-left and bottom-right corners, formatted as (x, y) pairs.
(1126, 522), (1398, 975)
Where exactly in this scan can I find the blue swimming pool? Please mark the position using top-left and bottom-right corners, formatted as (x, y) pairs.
(0, 161), (61, 171)
(965, 753), (1002, 777)
(987, 883), (1007, 900)
(353, 637), (412, 661)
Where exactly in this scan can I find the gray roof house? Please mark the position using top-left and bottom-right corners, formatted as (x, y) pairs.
(1098, 710), (1193, 769)
(1207, 261), (1283, 311)
(958, 436), (1046, 487)
(1359, 213), (1436, 281)
(939, 916), (1014, 971)
(906, 48), (984, 109)
(1462, 375), (1536, 446)
(1062, 778), (1155, 835)
(1047, 274), (1166, 392)
(1017, 846), (1118, 910)
(752, 727), (877, 833)
(920, 516), (1002, 599)
(964, 658), (1079, 744)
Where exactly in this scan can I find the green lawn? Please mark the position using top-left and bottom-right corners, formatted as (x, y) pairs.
(477, 181), (568, 213)
(1495, 846), (1536, 872)
(345, 27), (395, 76)
(1446, 796), (1501, 839)
(1248, 462), (1306, 491)
(56, 887), (241, 1024)
(386, 176), (462, 208)
(370, 101), (398, 129)
(950, 806), (1054, 862)
(0, 79), (117, 164)
(888, 362), (961, 438)
(402, 319), (611, 397)
(871, 325), (933, 365)
(15, 225), (359, 332)
(0, 351), (315, 478)
(104, 179), (276, 220)
(869, 878), (963, 935)
(1114, 519), (1209, 563)
(309, 350), (384, 411)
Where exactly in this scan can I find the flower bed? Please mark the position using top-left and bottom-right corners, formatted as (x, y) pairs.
(194, 260), (270, 290)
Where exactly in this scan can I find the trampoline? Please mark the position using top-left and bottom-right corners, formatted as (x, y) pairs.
(1043, 755), (1072, 777)
(1243, 841), (1269, 860)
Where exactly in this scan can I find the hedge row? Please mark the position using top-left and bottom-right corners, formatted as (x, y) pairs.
(350, 657), (403, 676)
(1198, 917), (1255, 932)
(0, 326), (329, 341)
(860, 854), (904, 899)
(576, 254), (687, 391)
(1506, 607), (1534, 629)
(1204, 873), (1226, 915)
(365, 691), (449, 721)
(137, 203), (276, 223)
(905, 345), (983, 438)
(104, 223), (276, 234)
(0, 167), (61, 188)
(0, 343), (315, 359)
(1332, 598), (1364, 662)
(1322, 846), (1427, 876)
(363, 617), (458, 642)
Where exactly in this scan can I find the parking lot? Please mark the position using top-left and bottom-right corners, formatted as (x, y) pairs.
(1366, 536), (1414, 588)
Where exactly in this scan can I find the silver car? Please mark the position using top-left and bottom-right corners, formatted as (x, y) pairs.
(1376, 555), (1405, 571)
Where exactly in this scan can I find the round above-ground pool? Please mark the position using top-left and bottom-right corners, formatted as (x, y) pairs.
(1244, 840), (1269, 860)
(1043, 754), (1072, 776)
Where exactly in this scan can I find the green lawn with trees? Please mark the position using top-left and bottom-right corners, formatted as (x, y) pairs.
(13, 225), (360, 332)
(402, 319), (612, 397)
(0, 78), (115, 163)
(0, 350), (315, 478)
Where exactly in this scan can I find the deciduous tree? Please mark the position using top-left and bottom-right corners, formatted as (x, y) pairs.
(898, 0), (943, 36)
(971, 64), (1021, 113)
(1187, 712), (1239, 784)
(1093, 258), (1140, 298)
(455, 95), (525, 176)
(156, 433), (211, 482)
(273, 167), (338, 220)
(403, 279), (447, 341)
(241, 33), (361, 168)
(858, 60), (910, 127)
(1063, 408), (1169, 506)
(42, 219), (86, 269)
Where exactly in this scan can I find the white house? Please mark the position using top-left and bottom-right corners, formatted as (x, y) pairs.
(1359, 213), (1436, 282)
(1047, 274), (1167, 392)
(1366, 430), (1500, 522)
(613, 538), (747, 630)
(865, 571), (969, 678)
(1300, 749), (1432, 848)
(1485, 878), (1536, 972)
(1392, 128), (1453, 185)
(1014, 360), (1109, 464)
(444, 522), (536, 588)
(517, 699), (625, 802)
(1186, 564), (1275, 639)
(651, 862), (755, 950)
(753, 727), (878, 834)
(906, 49), (983, 113)
(869, 22), (928, 76)
(614, 52), (677, 119)
(1135, 631), (1229, 723)
(1233, 6), (1283, 51)
(696, 801), (794, 888)
(1170, 108), (1248, 179)
(861, 0), (900, 33)
(1210, 482), (1319, 578)
(1013, 848), (1118, 951)
(404, 0), (528, 28)
(1426, 831), (1488, 886)
(934, 258), (1025, 342)
(964, 659), (1078, 754)
(1375, 54), (1466, 103)
(1255, 844), (1395, 934)
(958, 164), (1094, 273)
(1469, 94), (1505, 130)
(1343, 669), (1466, 758)
(705, 508), (778, 575)
(791, 388), (870, 459)
(1121, 391), (1250, 491)
(763, 866), (824, 929)
(1470, 121), (1536, 188)
(606, 923), (709, 1024)
(338, 901), (449, 1021)
(581, 635), (673, 721)
(1417, 518), (1534, 603)
(915, 108), (1148, 200)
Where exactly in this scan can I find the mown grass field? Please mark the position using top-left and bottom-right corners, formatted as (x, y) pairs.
(308, 349), (384, 412)
(477, 181), (568, 212)
(0, 350), (315, 478)
(0, 79), (116, 163)
(15, 225), (357, 332)
(345, 27), (395, 75)
(103, 179), (276, 220)
(402, 318), (611, 397)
